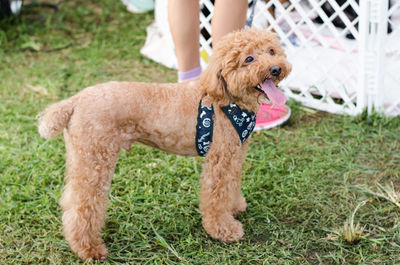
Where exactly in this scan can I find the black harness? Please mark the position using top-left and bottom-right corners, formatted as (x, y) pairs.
(195, 99), (256, 156)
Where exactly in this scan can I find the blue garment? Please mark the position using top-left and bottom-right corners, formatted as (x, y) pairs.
(195, 100), (256, 156)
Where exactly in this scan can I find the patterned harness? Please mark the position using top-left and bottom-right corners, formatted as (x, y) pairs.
(196, 99), (256, 156)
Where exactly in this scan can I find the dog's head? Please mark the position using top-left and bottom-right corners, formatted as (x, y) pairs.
(200, 28), (291, 113)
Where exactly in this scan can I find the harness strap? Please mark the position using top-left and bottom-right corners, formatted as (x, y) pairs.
(221, 103), (256, 144)
(195, 99), (214, 156)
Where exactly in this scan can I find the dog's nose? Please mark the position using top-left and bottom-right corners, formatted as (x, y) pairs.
(270, 65), (282, 77)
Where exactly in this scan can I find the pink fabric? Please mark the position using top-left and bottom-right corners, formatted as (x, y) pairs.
(254, 103), (291, 131)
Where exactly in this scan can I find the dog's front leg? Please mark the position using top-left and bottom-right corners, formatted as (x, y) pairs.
(230, 145), (248, 217)
(199, 145), (248, 242)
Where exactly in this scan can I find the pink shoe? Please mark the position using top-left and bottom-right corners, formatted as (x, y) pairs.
(254, 103), (291, 131)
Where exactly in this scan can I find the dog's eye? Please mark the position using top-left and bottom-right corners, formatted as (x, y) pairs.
(269, 49), (275, 56)
(244, 56), (254, 63)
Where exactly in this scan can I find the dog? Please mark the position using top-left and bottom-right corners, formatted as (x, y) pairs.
(38, 28), (291, 260)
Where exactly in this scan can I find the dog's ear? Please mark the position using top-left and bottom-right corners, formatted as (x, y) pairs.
(200, 59), (225, 100)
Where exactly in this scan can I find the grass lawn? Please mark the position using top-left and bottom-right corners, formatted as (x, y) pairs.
(1, 1), (400, 264)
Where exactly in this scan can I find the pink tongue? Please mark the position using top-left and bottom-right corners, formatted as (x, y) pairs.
(259, 79), (286, 105)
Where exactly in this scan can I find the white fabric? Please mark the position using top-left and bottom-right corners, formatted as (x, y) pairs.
(140, 0), (178, 69)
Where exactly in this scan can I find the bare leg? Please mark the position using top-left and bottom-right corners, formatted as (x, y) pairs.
(168, 0), (247, 80)
(168, 0), (200, 72)
(60, 133), (119, 260)
(212, 0), (248, 44)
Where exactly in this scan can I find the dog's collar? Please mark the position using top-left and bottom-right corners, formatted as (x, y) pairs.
(196, 97), (256, 156)
(221, 103), (256, 144)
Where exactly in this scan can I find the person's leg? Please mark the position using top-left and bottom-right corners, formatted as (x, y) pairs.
(168, 0), (201, 82)
(211, 0), (248, 44)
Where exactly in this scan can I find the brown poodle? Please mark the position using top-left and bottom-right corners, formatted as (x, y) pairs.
(38, 28), (291, 260)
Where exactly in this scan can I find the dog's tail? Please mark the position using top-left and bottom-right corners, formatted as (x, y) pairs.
(38, 98), (74, 139)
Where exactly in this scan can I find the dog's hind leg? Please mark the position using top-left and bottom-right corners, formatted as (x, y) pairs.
(199, 146), (248, 242)
(60, 133), (119, 260)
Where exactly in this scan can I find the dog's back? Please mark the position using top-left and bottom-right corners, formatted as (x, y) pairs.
(38, 81), (202, 155)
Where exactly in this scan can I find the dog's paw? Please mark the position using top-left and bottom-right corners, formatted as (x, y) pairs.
(77, 244), (108, 261)
(232, 196), (247, 217)
(202, 214), (244, 243)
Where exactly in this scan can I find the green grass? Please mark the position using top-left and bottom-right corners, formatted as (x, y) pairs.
(1, 1), (400, 264)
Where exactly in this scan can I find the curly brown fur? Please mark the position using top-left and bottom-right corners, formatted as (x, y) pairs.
(38, 28), (291, 260)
